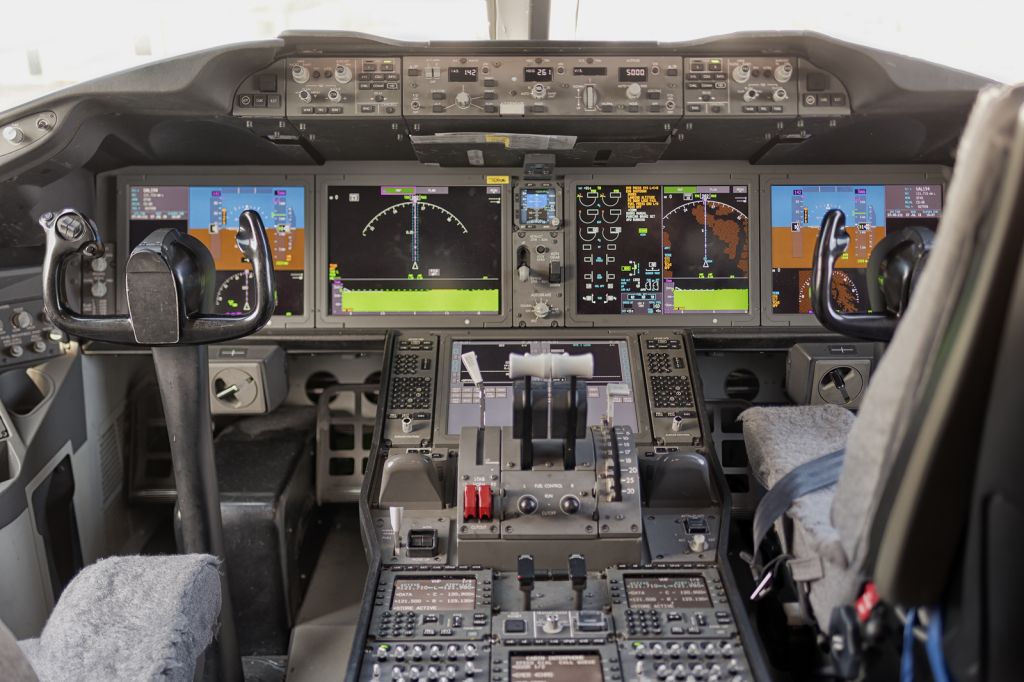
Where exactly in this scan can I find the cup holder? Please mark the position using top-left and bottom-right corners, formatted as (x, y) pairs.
(0, 368), (52, 417)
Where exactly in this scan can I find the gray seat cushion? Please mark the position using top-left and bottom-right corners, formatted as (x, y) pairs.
(742, 405), (854, 566)
(20, 554), (221, 682)
(0, 618), (38, 682)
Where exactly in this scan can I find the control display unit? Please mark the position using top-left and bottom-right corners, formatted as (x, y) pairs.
(624, 575), (713, 609)
(447, 339), (637, 435)
(769, 183), (942, 316)
(509, 653), (604, 682)
(391, 577), (477, 611)
(126, 184), (307, 317)
(575, 184), (750, 316)
(326, 185), (503, 316)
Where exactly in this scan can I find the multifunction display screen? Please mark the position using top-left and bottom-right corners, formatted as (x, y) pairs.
(390, 577), (476, 611)
(510, 653), (604, 682)
(770, 184), (942, 315)
(326, 185), (503, 316)
(575, 184), (750, 315)
(624, 575), (712, 609)
(127, 185), (306, 317)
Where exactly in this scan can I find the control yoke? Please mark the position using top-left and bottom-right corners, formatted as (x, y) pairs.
(812, 209), (898, 341)
(39, 208), (275, 345)
(37, 208), (276, 682)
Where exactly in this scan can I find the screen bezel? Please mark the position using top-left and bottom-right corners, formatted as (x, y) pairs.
(316, 173), (512, 329)
(564, 173), (761, 328)
(508, 651), (605, 682)
(115, 173), (316, 330)
(760, 171), (948, 327)
(390, 576), (478, 611)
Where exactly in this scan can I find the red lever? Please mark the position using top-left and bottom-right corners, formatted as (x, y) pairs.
(463, 484), (479, 521)
(478, 485), (493, 520)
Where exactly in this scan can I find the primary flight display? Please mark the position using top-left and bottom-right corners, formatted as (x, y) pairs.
(326, 185), (503, 316)
(574, 184), (750, 316)
(769, 183), (942, 315)
(127, 185), (307, 317)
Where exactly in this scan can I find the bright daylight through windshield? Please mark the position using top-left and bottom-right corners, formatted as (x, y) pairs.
(0, 0), (1017, 113)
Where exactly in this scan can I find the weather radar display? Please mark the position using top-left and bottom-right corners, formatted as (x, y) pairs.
(575, 184), (750, 315)
(127, 185), (307, 317)
(326, 185), (503, 315)
(769, 184), (942, 315)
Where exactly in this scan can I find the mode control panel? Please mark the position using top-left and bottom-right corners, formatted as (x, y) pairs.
(384, 336), (438, 446)
(403, 56), (681, 117)
(640, 334), (701, 446)
(285, 57), (402, 117)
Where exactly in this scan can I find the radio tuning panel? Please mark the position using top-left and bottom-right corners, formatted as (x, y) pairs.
(402, 56), (682, 117)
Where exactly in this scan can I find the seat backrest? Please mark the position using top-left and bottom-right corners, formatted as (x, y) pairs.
(0, 620), (37, 682)
(831, 85), (1024, 570)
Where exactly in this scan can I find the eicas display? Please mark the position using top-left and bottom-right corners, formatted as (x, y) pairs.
(326, 185), (503, 315)
(575, 184), (750, 316)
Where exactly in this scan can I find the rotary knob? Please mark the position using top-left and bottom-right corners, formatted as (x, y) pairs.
(774, 62), (793, 83)
(455, 91), (471, 109)
(11, 310), (33, 329)
(334, 65), (353, 84)
(531, 301), (551, 318)
(689, 533), (707, 553)
(90, 281), (108, 298)
(2, 126), (25, 144)
(772, 87), (789, 102)
(327, 89), (342, 103)
(291, 64), (310, 84)
(32, 340), (48, 354)
(732, 63), (751, 84)
(625, 82), (643, 100)
(90, 256), (108, 272)
(8, 345), (23, 358)
(742, 87), (760, 103)
(581, 84), (599, 110)
(297, 89), (312, 103)
(531, 83), (547, 99)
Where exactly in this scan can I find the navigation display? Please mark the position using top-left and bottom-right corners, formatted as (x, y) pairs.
(575, 184), (750, 316)
(326, 185), (503, 315)
(127, 185), (307, 317)
(447, 339), (637, 435)
(624, 575), (712, 609)
(390, 577), (476, 611)
(770, 184), (942, 316)
(510, 653), (604, 682)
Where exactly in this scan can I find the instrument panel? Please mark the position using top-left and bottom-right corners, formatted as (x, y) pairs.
(98, 165), (948, 332)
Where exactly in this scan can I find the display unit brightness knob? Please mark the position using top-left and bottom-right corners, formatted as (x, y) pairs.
(291, 64), (310, 84)
(334, 65), (353, 84)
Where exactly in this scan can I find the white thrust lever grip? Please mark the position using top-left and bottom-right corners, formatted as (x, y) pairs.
(507, 352), (594, 379)
(461, 351), (484, 386)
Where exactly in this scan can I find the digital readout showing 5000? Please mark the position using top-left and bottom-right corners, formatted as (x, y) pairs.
(619, 67), (648, 82)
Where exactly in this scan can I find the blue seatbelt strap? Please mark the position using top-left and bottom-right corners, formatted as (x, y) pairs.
(901, 608), (917, 682)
